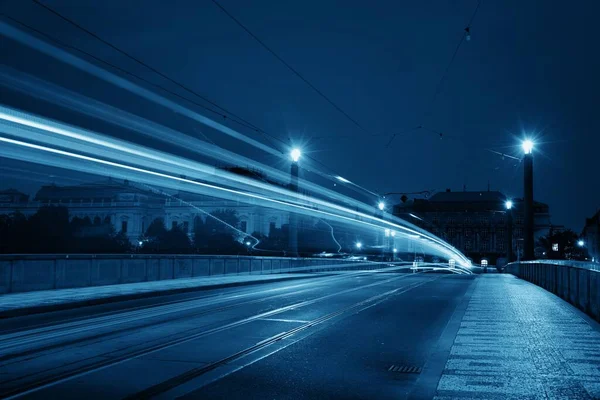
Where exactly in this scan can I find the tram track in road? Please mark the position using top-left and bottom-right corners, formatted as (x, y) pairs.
(128, 275), (442, 399)
(0, 271), (380, 362)
(0, 272), (428, 399)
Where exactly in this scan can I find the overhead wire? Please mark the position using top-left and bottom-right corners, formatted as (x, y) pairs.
(209, 0), (373, 138)
(420, 0), (482, 123)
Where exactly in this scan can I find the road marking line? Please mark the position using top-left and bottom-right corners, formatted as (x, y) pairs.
(260, 318), (309, 323)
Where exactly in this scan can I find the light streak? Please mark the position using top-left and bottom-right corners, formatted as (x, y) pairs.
(0, 20), (472, 266)
(0, 132), (470, 266)
(0, 106), (457, 250)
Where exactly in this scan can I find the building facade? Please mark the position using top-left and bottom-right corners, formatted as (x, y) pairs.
(0, 178), (290, 244)
(582, 211), (600, 263)
(393, 189), (553, 265)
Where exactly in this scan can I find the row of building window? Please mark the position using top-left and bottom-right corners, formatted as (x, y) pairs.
(431, 217), (524, 225)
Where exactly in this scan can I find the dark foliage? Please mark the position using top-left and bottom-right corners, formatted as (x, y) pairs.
(0, 206), (131, 253)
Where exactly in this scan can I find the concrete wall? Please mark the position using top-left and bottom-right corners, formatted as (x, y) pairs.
(0, 255), (374, 294)
(507, 261), (600, 322)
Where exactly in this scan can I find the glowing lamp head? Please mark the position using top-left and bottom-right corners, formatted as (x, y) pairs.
(505, 200), (513, 210)
(578, 240), (585, 247)
(522, 140), (534, 155)
(356, 242), (363, 249)
(393, 248), (397, 253)
(378, 201), (385, 211)
(245, 241), (251, 246)
(290, 148), (301, 162)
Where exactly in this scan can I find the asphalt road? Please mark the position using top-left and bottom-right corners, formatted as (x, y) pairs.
(0, 271), (476, 399)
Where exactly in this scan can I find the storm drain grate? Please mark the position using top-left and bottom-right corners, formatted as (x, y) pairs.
(388, 365), (422, 374)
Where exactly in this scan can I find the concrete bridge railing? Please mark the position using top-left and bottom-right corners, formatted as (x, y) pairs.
(506, 260), (600, 322)
(0, 254), (382, 294)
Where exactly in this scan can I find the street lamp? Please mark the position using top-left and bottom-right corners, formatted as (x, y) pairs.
(356, 242), (363, 250)
(378, 201), (385, 211)
(522, 139), (535, 260)
(522, 139), (534, 155)
(289, 147), (301, 257)
(505, 199), (514, 263)
(578, 240), (585, 247)
(290, 148), (301, 162)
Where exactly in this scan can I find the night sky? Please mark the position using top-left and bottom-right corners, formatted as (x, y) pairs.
(1, 0), (599, 231)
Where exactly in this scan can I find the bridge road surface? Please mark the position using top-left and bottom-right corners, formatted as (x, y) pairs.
(0, 271), (475, 399)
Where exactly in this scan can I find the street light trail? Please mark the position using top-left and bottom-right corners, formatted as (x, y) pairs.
(0, 21), (383, 203)
(0, 66), (399, 221)
(0, 125), (469, 266)
(0, 20), (470, 265)
(0, 104), (461, 259)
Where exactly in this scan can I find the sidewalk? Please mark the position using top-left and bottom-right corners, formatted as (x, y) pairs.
(435, 274), (600, 399)
(0, 273), (321, 318)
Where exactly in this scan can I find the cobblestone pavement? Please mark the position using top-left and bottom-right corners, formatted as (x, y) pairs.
(434, 274), (600, 400)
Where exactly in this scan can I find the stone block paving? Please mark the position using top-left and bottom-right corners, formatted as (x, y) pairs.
(434, 274), (600, 400)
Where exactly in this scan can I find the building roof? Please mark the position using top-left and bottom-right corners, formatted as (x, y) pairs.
(34, 179), (157, 201)
(585, 210), (600, 226)
(428, 190), (506, 203)
(0, 189), (27, 195)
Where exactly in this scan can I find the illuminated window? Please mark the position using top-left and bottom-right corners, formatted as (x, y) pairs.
(481, 259), (488, 267)
(552, 243), (559, 252)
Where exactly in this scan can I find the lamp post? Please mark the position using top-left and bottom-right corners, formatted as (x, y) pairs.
(378, 201), (386, 260)
(289, 148), (301, 257)
(522, 140), (535, 260)
(505, 200), (514, 263)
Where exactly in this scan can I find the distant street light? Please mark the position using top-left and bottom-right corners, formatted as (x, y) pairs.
(245, 241), (251, 246)
(393, 248), (397, 253)
(356, 242), (363, 250)
(378, 201), (385, 211)
(505, 200), (513, 210)
(578, 240), (585, 247)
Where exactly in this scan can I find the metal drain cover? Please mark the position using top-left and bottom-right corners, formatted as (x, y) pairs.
(388, 365), (422, 374)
